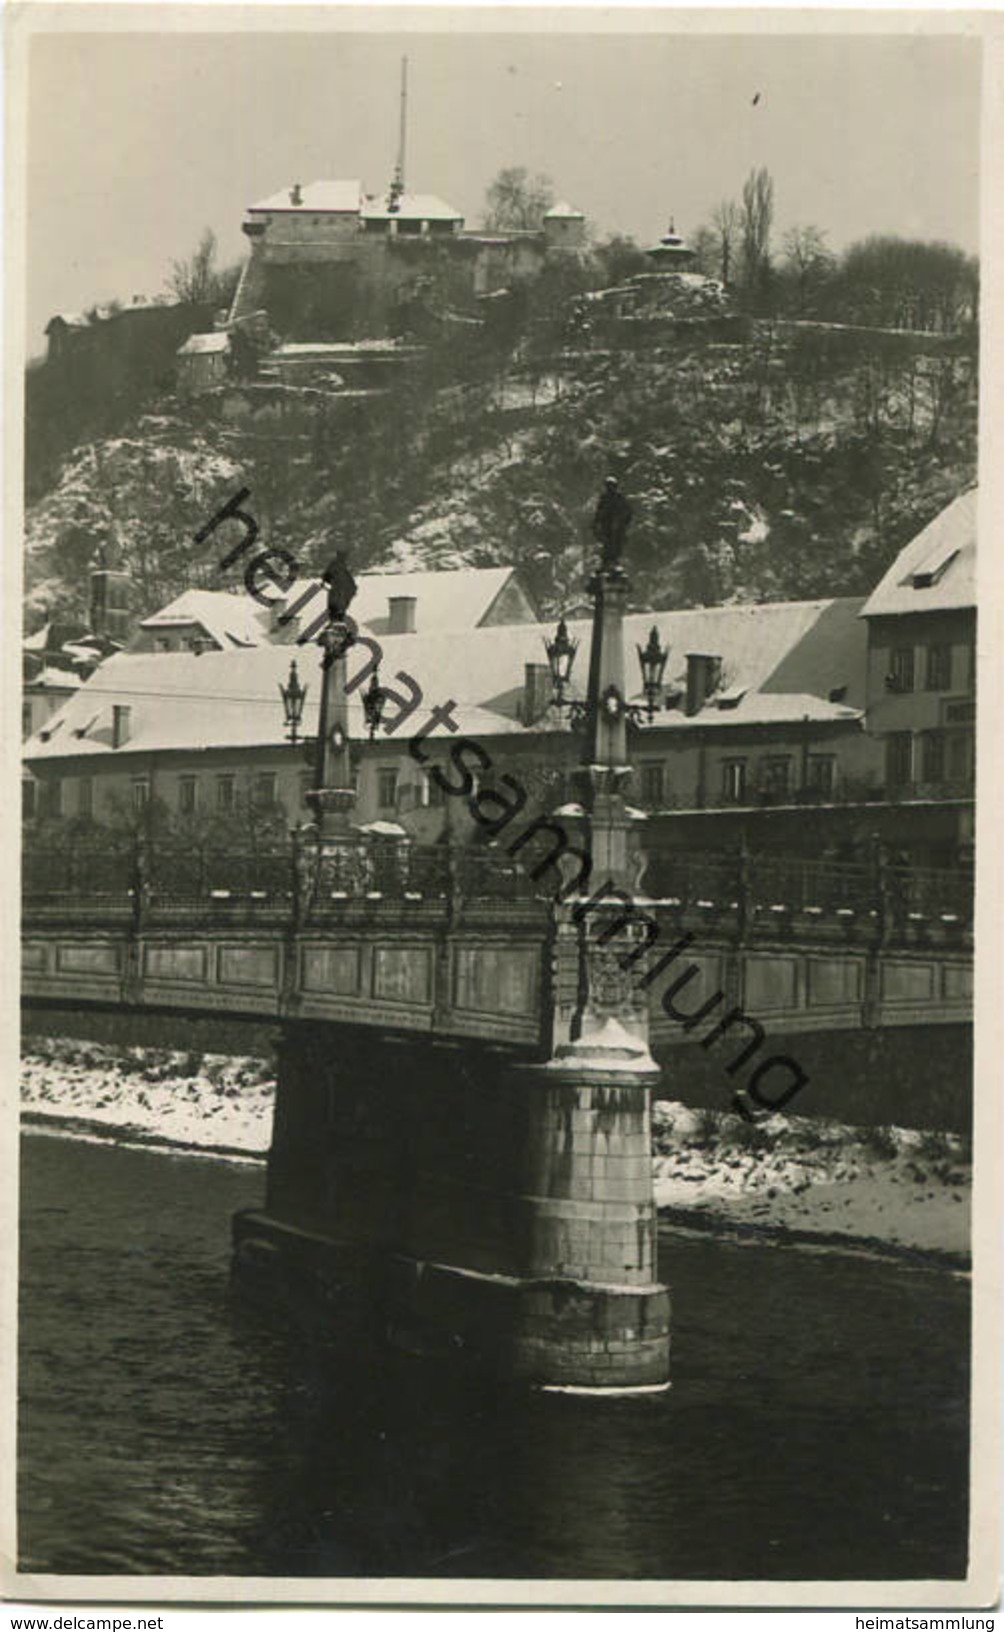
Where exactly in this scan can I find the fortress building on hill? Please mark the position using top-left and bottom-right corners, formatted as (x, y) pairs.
(228, 177), (590, 340)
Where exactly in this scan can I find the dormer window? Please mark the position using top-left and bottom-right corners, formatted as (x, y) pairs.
(714, 686), (746, 710)
(912, 549), (959, 589)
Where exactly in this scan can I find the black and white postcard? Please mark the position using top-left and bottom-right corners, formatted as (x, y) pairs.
(3, 4), (1000, 1612)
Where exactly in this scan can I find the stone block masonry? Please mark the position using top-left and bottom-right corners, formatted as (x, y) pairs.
(235, 1023), (670, 1389)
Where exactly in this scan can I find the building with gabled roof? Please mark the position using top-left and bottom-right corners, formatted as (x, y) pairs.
(858, 489), (976, 860)
(229, 165), (591, 338)
(24, 496), (979, 863)
(25, 589), (875, 841)
(128, 566), (537, 656)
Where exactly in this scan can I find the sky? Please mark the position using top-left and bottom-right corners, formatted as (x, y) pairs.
(24, 20), (981, 352)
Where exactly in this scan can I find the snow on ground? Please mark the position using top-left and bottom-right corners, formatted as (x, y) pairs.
(21, 1037), (274, 1156)
(19, 1040), (971, 1260)
(653, 1101), (971, 1261)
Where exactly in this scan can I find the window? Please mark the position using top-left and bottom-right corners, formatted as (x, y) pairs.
(921, 730), (946, 783)
(926, 644), (953, 691)
(22, 778), (36, 819)
(377, 768), (398, 811)
(423, 768), (447, 808)
(886, 732), (913, 787)
(762, 757), (792, 800)
(965, 641), (977, 693)
(132, 778), (150, 810)
(155, 637), (172, 653)
(22, 700), (32, 737)
(38, 779), (62, 819)
(948, 731), (974, 783)
(253, 772), (277, 809)
(639, 761), (665, 808)
(179, 776), (197, 816)
(721, 760), (747, 803)
(887, 647), (915, 693)
(216, 775), (235, 813)
(806, 756), (836, 797)
(78, 778), (93, 819)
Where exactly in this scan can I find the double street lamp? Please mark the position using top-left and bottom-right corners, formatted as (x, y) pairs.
(279, 656), (387, 747)
(544, 617), (669, 727)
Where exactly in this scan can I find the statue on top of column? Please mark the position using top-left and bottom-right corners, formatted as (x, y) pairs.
(322, 552), (358, 622)
(591, 476), (632, 568)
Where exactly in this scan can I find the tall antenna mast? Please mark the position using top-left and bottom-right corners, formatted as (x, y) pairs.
(389, 55), (407, 209)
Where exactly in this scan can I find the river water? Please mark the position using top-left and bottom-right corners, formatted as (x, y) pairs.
(18, 1131), (969, 1582)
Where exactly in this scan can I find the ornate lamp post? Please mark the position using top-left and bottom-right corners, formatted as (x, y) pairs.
(637, 625), (669, 717)
(305, 553), (360, 844)
(279, 659), (308, 744)
(543, 478), (668, 886)
(508, 477), (671, 1392)
(361, 670), (385, 741)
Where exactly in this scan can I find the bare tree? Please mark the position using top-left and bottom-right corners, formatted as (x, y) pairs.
(689, 225), (720, 280)
(782, 223), (833, 314)
(168, 227), (241, 309)
(710, 200), (741, 286)
(740, 167), (775, 301)
(482, 167), (555, 232)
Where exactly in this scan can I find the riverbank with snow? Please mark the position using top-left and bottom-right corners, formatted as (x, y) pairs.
(21, 1036), (971, 1264)
(21, 1036), (273, 1157)
(651, 1103), (971, 1264)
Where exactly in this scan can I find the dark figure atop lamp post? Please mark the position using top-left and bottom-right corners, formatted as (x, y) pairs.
(323, 551), (358, 623)
(591, 475), (633, 570)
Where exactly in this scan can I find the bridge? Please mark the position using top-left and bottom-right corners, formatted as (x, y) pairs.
(18, 515), (976, 1395)
(22, 831), (972, 1395)
(23, 838), (973, 1043)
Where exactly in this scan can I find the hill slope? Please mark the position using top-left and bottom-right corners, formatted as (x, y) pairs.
(25, 319), (977, 629)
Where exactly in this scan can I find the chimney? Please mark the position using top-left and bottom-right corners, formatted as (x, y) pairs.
(90, 567), (133, 644)
(112, 705), (131, 748)
(289, 182), (303, 206)
(523, 662), (553, 724)
(271, 601), (301, 644)
(388, 595), (417, 635)
(685, 653), (722, 717)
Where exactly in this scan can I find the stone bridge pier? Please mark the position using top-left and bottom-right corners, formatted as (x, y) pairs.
(234, 1014), (670, 1392)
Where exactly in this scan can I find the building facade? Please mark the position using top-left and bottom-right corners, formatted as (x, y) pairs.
(23, 494), (977, 865)
(225, 177), (591, 341)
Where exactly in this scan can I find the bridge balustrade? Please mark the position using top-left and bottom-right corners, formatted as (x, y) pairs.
(642, 850), (973, 930)
(21, 836), (974, 934)
(22, 842), (135, 905)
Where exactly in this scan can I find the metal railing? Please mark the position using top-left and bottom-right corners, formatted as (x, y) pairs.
(22, 836), (974, 930)
(642, 849), (973, 927)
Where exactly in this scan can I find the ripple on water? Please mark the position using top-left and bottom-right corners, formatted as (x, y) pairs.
(18, 1131), (970, 1581)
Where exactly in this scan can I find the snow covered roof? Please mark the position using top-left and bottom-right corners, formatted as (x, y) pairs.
(361, 192), (463, 222)
(178, 333), (230, 356)
(278, 566), (528, 636)
(25, 667), (82, 692)
(22, 646), (533, 760)
(544, 201), (584, 219)
(860, 490), (976, 619)
(138, 589), (271, 648)
(26, 595), (867, 765)
(248, 179), (362, 213)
